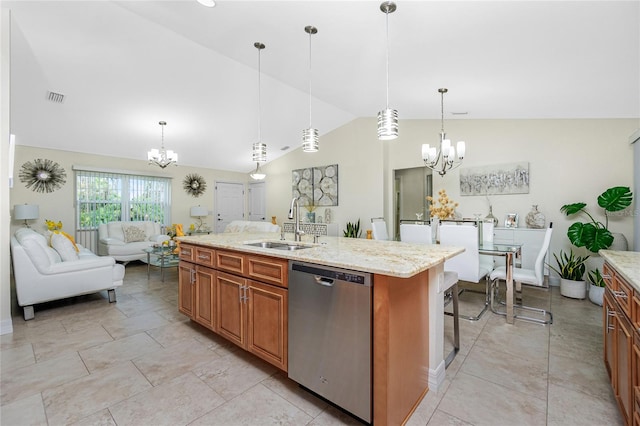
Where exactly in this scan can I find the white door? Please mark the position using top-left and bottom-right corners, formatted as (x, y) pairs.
(214, 182), (245, 233)
(248, 182), (266, 221)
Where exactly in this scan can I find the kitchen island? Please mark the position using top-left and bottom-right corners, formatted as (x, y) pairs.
(177, 232), (463, 425)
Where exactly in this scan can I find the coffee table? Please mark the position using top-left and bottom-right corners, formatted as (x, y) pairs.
(142, 246), (179, 282)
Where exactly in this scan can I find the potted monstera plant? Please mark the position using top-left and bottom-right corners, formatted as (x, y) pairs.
(560, 186), (633, 253)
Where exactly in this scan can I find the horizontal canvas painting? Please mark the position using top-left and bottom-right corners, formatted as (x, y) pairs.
(459, 162), (529, 196)
(292, 164), (338, 206)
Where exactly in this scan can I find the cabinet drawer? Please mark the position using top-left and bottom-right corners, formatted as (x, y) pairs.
(247, 255), (289, 288)
(195, 246), (215, 268)
(216, 250), (246, 275)
(616, 276), (633, 319)
(603, 262), (615, 290)
(179, 244), (196, 262)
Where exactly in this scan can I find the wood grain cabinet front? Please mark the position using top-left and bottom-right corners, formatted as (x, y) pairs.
(604, 261), (637, 426)
(178, 244), (289, 372)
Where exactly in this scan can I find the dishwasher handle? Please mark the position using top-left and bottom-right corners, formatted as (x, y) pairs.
(314, 276), (334, 287)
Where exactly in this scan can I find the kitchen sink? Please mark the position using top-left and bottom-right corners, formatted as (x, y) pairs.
(245, 241), (313, 251)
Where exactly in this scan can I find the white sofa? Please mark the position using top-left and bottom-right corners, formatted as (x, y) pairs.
(10, 228), (125, 320)
(98, 221), (170, 262)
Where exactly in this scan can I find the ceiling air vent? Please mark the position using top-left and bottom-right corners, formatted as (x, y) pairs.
(46, 91), (65, 103)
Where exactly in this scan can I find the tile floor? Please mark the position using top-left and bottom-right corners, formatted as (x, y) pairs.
(0, 263), (624, 425)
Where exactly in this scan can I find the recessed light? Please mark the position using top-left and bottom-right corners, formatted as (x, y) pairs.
(197, 0), (216, 8)
(281, 146), (290, 151)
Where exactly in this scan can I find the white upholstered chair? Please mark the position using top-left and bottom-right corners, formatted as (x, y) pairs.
(370, 218), (389, 241)
(440, 224), (493, 321)
(400, 223), (432, 244)
(489, 225), (554, 324)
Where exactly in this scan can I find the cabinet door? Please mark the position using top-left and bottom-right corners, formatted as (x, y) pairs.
(194, 266), (215, 330)
(246, 279), (288, 371)
(216, 271), (246, 347)
(178, 262), (195, 318)
(604, 288), (617, 383)
(618, 312), (633, 425)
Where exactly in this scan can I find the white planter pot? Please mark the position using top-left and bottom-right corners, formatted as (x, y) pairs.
(589, 283), (605, 306)
(560, 278), (587, 299)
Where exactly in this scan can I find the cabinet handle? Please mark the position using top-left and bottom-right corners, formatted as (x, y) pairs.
(190, 268), (196, 285)
(181, 250), (190, 255)
(601, 274), (611, 279)
(198, 255), (209, 260)
(606, 308), (616, 332)
(613, 290), (628, 300)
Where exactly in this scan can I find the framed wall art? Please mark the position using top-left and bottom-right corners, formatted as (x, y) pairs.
(292, 164), (338, 206)
(459, 162), (529, 196)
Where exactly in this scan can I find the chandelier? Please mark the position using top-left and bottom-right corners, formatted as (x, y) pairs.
(377, 1), (398, 140)
(251, 42), (267, 180)
(302, 25), (319, 152)
(421, 88), (466, 176)
(148, 121), (178, 168)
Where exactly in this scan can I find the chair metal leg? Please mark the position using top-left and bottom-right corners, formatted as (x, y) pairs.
(108, 289), (117, 303)
(23, 305), (34, 321)
(490, 278), (553, 325)
(444, 283), (460, 369)
(446, 277), (489, 321)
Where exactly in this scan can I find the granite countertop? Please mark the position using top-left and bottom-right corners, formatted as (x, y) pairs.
(599, 250), (640, 292)
(177, 232), (464, 278)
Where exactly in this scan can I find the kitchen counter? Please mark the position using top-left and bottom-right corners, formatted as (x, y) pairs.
(599, 250), (640, 292)
(177, 232), (463, 278)
(178, 231), (464, 424)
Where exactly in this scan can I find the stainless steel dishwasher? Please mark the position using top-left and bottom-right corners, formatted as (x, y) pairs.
(288, 261), (372, 423)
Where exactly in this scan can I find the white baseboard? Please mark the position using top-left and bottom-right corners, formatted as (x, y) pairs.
(0, 317), (14, 335)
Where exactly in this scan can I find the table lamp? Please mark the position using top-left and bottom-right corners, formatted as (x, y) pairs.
(14, 204), (39, 228)
(190, 206), (209, 231)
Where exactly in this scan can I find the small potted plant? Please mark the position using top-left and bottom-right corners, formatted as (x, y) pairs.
(547, 249), (590, 299)
(343, 220), (362, 238)
(587, 268), (606, 306)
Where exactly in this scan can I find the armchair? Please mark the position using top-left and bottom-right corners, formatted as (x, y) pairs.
(98, 221), (170, 262)
(10, 228), (125, 320)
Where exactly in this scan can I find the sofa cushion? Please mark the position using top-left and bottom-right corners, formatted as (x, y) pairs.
(51, 232), (80, 261)
(106, 222), (126, 241)
(15, 229), (59, 269)
(122, 224), (147, 243)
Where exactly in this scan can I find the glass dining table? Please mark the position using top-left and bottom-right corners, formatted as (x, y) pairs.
(478, 242), (523, 324)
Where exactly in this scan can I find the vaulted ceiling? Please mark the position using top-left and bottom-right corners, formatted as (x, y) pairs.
(5, 1), (639, 173)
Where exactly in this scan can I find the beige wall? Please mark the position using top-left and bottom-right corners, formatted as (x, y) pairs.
(9, 146), (249, 239)
(263, 117), (637, 260)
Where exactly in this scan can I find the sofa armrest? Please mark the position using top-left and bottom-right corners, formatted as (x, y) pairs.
(99, 237), (125, 246)
(45, 257), (116, 275)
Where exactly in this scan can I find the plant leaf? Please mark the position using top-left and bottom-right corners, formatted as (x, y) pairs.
(597, 186), (633, 212)
(560, 203), (586, 216)
(566, 222), (588, 247)
(585, 227), (614, 252)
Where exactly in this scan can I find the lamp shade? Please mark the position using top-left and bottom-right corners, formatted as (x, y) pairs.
(190, 206), (208, 217)
(14, 204), (39, 220)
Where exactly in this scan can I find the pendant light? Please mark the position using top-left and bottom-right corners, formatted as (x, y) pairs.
(421, 88), (466, 176)
(302, 25), (319, 152)
(148, 121), (178, 168)
(250, 42), (267, 180)
(377, 1), (398, 140)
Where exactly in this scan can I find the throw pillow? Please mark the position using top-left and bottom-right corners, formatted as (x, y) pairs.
(51, 232), (79, 261)
(122, 225), (147, 243)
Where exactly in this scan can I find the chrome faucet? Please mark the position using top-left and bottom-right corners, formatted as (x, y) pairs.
(288, 197), (305, 242)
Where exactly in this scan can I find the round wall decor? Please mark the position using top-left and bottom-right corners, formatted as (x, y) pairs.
(19, 158), (67, 193)
(183, 173), (207, 197)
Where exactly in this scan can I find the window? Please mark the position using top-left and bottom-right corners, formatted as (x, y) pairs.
(75, 168), (172, 229)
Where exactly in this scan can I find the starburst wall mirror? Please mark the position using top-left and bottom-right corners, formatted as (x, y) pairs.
(183, 173), (207, 197)
(19, 158), (67, 193)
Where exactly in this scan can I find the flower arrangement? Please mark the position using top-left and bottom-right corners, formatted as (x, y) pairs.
(45, 219), (63, 231)
(427, 189), (459, 220)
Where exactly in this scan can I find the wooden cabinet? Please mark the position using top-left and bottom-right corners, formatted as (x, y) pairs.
(604, 261), (638, 426)
(178, 244), (289, 371)
(247, 279), (288, 370)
